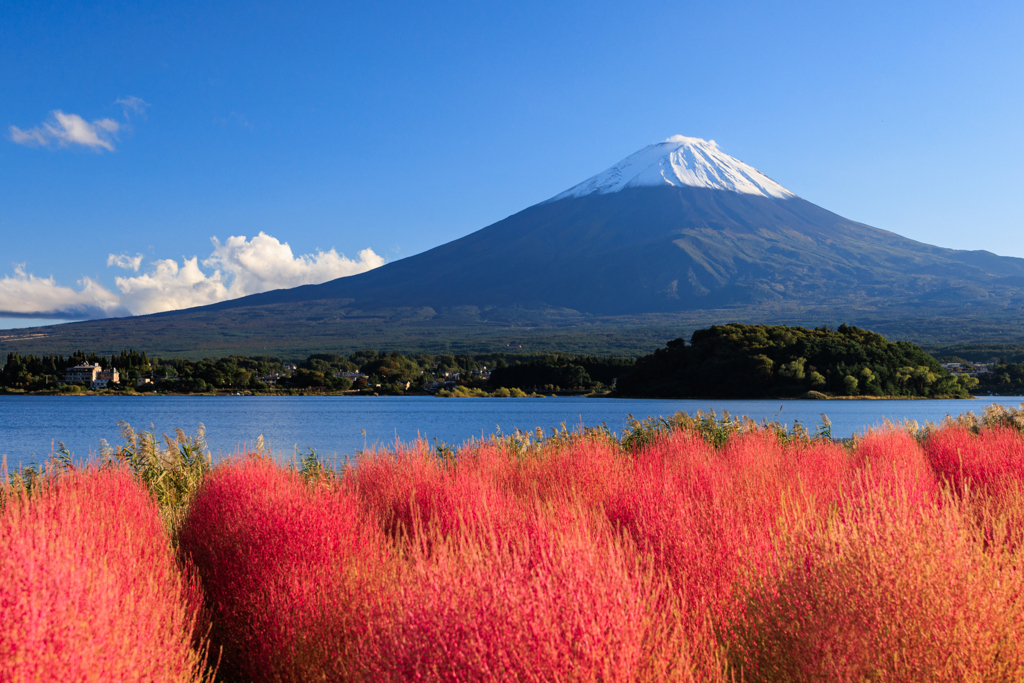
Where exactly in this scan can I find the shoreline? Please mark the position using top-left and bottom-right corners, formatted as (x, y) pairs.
(2, 390), (1022, 400)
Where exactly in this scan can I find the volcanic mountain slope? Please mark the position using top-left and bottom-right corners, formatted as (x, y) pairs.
(216, 135), (1024, 315)
(6, 135), (1024, 356)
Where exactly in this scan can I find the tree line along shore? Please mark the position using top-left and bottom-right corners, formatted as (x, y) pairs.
(3, 323), (1024, 398)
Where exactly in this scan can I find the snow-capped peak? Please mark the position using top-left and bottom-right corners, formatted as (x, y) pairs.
(548, 135), (795, 202)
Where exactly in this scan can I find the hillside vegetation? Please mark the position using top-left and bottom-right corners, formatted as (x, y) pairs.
(7, 305), (1024, 361)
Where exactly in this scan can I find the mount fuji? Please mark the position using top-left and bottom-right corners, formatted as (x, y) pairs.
(8, 136), (1024, 355)
(208, 134), (1024, 316)
(548, 135), (795, 200)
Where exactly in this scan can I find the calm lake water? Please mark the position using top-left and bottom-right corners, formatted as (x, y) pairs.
(2, 394), (1023, 469)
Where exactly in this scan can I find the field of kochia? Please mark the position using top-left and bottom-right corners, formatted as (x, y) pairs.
(4, 408), (1024, 682)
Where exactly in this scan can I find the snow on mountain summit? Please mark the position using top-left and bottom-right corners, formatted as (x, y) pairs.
(548, 135), (795, 201)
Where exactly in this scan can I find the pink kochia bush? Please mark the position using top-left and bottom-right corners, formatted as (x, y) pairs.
(178, 458), (389, 682)
(354, 443), (522, 540)
(0, 467), (208, 683)
(604, 432), (854, 655)
(925, 425), (1024, 496)
(358, 441), (697, 681)
(180, 423), (1024, 682)
(376, 506), (694, 682)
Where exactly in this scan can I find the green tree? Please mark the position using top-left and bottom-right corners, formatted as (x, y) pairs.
(778, 357), (806, 381)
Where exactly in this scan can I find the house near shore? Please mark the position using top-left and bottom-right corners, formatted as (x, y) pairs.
(65, 363), (101, 383)
(422, 378), (460, 392)
(335, 371), (368, 381)
(940, 362), (993, 377)
(65, 363), (120, 389)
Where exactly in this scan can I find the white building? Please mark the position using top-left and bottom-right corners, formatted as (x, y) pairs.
(65, 363), (119, 389)
(66, 363), (101, 383)
(92, 367), (119, 389)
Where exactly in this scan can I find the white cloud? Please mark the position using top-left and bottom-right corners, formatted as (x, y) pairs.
(0, 233), (385, 320)
(0, 264), (127, 318)
(208, 232), (384, 294)
(9, 110), (120, 151)
(107, 253), (144, 271)
(113, 256), (231, 315)
(9, 126), (47, 146)
(114, 233), (385, 315)
(115, 96), (150, 119)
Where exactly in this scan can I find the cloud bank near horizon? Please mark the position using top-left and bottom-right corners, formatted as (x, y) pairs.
(0, 265), (127, 320)
(0, 233), (384, 320)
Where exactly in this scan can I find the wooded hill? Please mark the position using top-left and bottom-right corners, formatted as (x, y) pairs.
(617, 323), (978, 399)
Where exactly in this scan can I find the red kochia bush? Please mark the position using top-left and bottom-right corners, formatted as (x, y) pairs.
(0, 467), (207, 683)
(607, 431), (853, 626)
(495, 436), (630, 508)
(925, 426), (1024, 496)
(731, 486), (1024, 682)
(355, 442), (521, 540)
(370, 502), (704, 683)
(178, 457), (388, 683)
(179, 423), (1024, 681)
(334, 439), (701, 680)
(852, 428), (938, 504)
(925, 425), (1024, 551)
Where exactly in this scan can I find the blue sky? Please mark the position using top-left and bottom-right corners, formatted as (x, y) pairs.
(2, 1), (1023, 327)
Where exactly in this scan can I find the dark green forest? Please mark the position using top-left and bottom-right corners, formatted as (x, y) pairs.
(1, 349), (154, 392)
(487, 356), (634, 393)
(0, 348), (631, 396)
(973, 363), (1024, 395)
(617, 323), (979, 399)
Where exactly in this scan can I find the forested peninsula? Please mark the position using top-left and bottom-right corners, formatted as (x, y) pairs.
(618, 323), (979, 399)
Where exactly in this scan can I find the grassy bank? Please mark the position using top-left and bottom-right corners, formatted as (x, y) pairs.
(4, 406), (1024, 681)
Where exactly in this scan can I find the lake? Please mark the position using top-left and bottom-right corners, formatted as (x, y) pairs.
(2, 394), (1023, 470)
